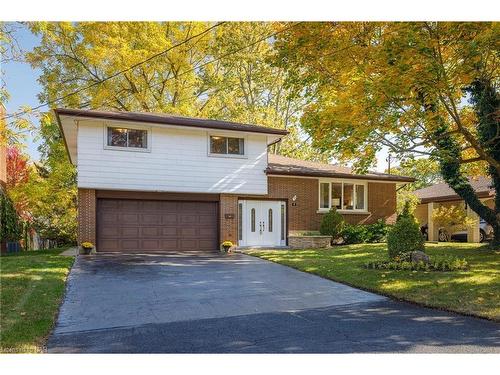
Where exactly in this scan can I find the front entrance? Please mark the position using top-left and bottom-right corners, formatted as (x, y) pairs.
(239, 200), (286, 247)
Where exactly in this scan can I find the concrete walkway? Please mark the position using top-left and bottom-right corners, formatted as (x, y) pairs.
(48, 252), (500, 353)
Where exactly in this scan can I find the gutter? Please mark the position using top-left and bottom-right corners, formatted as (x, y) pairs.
(396, 183), (410, 192)
(418, 191), (494, 204)
(265, 170), (416, 183)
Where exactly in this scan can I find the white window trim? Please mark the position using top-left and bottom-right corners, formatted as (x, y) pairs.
(207, 133), (248, 159)
(103, 123), (152, 153)
(318, 179), (369, 213)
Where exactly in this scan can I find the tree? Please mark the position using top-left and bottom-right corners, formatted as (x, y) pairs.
(1, 23), (35, 146)
(21, 115), (77, 244)
(432, 205), (475, 240)
(21, 22), (329, 242)
(6, 146), (29, 188)
(199, 22), (327, 161)
(275, 22), (500, 244)
(26, 22), (325, 161)
(390, 157), (442, 214)
(390, 158), (442, 191)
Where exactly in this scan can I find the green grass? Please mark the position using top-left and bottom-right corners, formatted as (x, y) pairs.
(246, 243), (500, 321)
(0, 248), (74, 353)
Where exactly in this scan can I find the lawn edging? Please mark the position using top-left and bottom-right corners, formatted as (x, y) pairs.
(0, 247), (75, 353)
(244, 245), (500, 323)
(41, 253), (79, 352)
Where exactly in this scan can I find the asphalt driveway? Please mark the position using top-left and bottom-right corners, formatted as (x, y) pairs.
(48, 252), (500, 353)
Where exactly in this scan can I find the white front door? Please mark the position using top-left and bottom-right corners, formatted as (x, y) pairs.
(240, 200), (285, 247)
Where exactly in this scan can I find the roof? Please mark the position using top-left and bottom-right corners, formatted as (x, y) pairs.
(266, 154), (415, 183)
(54, 108), (289, 136)
(414, 176), (494, 203)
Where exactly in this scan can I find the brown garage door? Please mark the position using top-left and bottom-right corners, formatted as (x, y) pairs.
(97, 199), (218, 253)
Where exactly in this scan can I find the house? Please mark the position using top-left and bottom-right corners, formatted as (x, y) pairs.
(413, 176), (495, 243)
(55, 108), (414, 253)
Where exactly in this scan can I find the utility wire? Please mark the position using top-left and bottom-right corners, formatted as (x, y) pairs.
(4, 22), (302, 128)
(1, 22), (226, 121)
(92, 22), (302, 113)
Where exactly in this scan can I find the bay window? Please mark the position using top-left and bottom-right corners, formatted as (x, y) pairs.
(318, 180), (367, 212)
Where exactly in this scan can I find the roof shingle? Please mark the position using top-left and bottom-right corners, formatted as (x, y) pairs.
(266, 154), (415, 183)
(54, 108), (289, 136)
(414, 176), (494, 203)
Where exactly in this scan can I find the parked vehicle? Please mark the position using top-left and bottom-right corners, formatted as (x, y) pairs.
(420, 219), (492, 243)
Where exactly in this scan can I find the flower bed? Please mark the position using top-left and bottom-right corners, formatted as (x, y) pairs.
(365, 256), (468, 272)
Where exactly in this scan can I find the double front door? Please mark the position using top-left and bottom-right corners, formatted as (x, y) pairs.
(240, 200), (285, 247)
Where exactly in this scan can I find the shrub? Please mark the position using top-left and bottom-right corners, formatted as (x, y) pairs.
(0, 193), (22, 242)
(341, 220), (388, 244)
(342, 224), (367, 244)
(397, 200), (412, 222)
(430, 256), (469, 271)
(365, 219), (389, 242)
(387, 216), (425, 259)
(320, 208), (344, 239)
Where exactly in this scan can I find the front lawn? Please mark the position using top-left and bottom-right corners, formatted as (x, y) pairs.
(0, 248), (74, 353)
(246, 243), (500, 321)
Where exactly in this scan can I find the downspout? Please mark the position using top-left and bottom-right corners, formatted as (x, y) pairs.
(267, 137), (282, 148)
(396, 183), (410, 192)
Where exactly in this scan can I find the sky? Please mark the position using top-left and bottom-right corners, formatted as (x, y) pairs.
(3, 23), (43, 160)
(3, 22), (391, 171)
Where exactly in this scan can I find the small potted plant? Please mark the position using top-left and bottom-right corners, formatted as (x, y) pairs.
(221, 240), (233, 253)
(81, 242), (94, 255)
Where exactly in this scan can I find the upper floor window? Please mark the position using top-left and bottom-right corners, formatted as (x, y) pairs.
(209, 136), (244, 156)
(107, 127), (148, 149)
(319, 181), (367, 211)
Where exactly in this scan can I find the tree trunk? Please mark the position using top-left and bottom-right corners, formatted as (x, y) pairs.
(427, 79), (500, 246)
(435, 126), (500, 245)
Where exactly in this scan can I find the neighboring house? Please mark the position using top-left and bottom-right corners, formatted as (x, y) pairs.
(413, 176), (495, 243)
(56, 108), (414, 253)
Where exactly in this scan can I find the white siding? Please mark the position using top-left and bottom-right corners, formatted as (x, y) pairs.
(76, 120), (269, 194)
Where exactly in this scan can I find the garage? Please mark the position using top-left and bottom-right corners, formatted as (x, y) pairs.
(96, 199), (218, 253)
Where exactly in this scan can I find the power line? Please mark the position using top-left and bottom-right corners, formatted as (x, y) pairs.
(4, 22), (302, 129)
(93, 22), (302, 112)
(1, 22), (226, 121)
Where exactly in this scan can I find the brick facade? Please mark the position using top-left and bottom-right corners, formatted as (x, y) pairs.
(80, 177), (398, 250)
(78, 188), (96, 246)
(219, 194), (239, 244)
(218, 176), (398, 244)
(366, 181), (398, 225)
